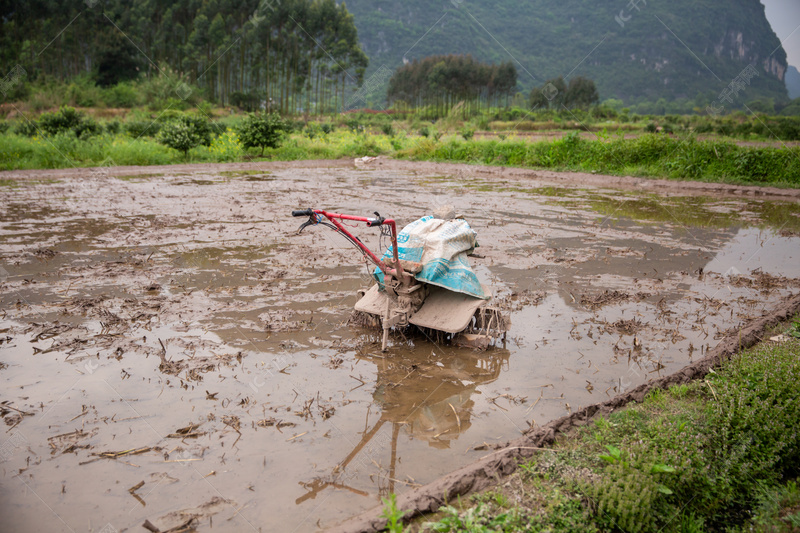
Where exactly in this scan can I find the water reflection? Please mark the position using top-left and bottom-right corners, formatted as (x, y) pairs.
(297, 347), (509, 503)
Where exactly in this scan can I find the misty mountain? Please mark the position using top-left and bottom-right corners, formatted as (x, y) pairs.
(344, 0), (789, 105)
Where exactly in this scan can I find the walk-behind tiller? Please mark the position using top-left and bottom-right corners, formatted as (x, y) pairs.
(291, 208), (509, 351)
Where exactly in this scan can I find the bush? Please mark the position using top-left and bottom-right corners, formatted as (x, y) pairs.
(73, 116), (102, 139)
(157, 115), (212, 158)
(125, 120), (161, 138)
(0, 121), (10, 134)
(102, 82), (140, 108)
(38, 106), (84, 136)
(36, 106), (100, 138)
(236, 112), (288, 155)
(105, 120), (122, 135)
(14, 119), (39, 137)
(380, 123), (395, 136)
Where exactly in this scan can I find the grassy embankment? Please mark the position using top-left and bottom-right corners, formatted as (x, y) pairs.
(382, 320), (800, 533)
(1, 107), (799, 188)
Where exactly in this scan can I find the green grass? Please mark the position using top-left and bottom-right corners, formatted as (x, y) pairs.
(399, 133), (800, 187)
(397, 330), (800, 533)
(2, 126), (799, 188)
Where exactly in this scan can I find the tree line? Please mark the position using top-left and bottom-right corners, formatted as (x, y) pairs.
(530, 76), (599, 110)
(0, 0), (368, 114)
(386, 54), (517, 117)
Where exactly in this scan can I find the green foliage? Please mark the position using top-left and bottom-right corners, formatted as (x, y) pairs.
(460, 128), (475, 141)
(704, 342), (800, 507)
(104, 120), (122, 135)
(380, 493), (406, 533)
(125, 120), (161, 138)
(531, 76), (599, 110)
(747, 479), (800, 531)
(95, 33), (141, 87)
(0, 0), (366, 115)
(788, 320), (800, 339)
(102, 82), (141, 108)
(13, 120), (39, 137)
(236, 112), (288, 155)
(38, 106), (82, 135)
(420, 337), (800, 533)
(400, 134), (800, 186)
(157, 115), (212, 158)
(381, 123), (395, 137)
(230, 92), (261, 112)
(0, 122), (9, 135)
(36, 106), (101, 139)
(387, 55), (516, 116)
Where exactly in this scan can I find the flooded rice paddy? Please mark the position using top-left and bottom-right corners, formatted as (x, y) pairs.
(1, 163), (799, 532)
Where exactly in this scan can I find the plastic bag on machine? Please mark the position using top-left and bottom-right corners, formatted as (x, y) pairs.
(373, 215), (488, 299)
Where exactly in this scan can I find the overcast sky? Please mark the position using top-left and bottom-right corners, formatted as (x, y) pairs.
(761, 0), (800, 68)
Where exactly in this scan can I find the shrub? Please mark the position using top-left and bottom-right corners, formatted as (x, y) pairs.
(0, 121), (10, 134)
(14, 119), (39, 137)
(105, 120), (122, 135)
(460, 128), (475, 141)
(345, 118), (364, 134)
(102, 82), (140, 108)
(36, 106), (100, 139)
(38, 106), (84, 136)
(380, 123), (395, 136)
(125, 120), (161, 138)
(236, 112), (288, 155)
(157, 115), (212, 158)
(73, 116), (102, 139)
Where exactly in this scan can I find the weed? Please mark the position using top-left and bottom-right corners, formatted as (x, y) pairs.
(381, 493), (406, 533)
(787, 320), (800, 339)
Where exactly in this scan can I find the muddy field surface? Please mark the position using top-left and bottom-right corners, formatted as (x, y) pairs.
(1, 161), (800, 532)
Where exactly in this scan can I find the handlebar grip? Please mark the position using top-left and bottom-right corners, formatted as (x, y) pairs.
(292, 209), (313, 217)
(366, 212), (384, 227)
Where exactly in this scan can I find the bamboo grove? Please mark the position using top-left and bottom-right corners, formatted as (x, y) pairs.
(387, 55), (517, 116)
(0, 0), (368, 114)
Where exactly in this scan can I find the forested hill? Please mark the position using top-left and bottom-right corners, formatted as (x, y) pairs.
(343, 0), (789, 105)
(0, 0), (368, 113)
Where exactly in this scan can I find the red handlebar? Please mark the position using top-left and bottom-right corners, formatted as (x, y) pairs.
(297, 209), (410, 285)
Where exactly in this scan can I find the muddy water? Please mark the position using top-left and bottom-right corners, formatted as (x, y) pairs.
(1, 166), (799, 532)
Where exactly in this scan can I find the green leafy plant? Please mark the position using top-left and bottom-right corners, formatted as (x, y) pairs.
(380, 493), (406, 533)
(157, 115), (212, 158)
(237, 112), (287, 156)
(787, 320), (800, 339)
(36, 106), (100, 139)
